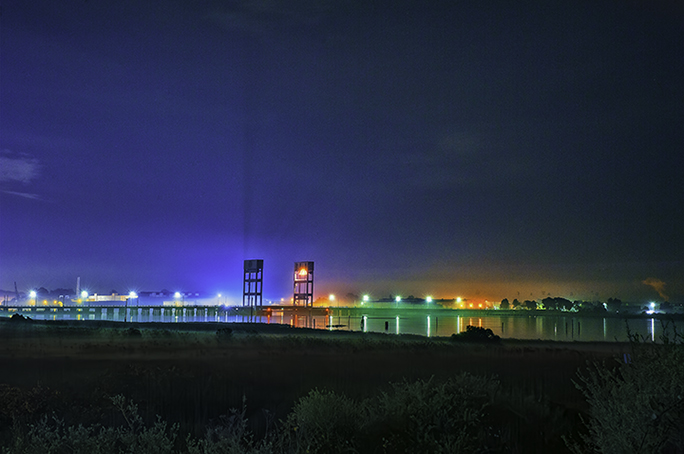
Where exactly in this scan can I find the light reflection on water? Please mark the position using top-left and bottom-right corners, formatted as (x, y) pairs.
(14, 307), (683, 342)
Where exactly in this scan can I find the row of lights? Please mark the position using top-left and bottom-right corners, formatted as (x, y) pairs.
(28, 290), (138, 300)
(357, 295), (435, 304)
(27, 290), (459, 306)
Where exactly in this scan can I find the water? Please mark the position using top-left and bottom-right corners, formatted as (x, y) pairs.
(310, 312), (679, 342)
(8, 306), (681, 342)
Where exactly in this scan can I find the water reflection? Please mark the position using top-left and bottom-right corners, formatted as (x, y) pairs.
(6, 306), (682, 342)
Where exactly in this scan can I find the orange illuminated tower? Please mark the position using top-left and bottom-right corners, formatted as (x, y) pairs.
(243, 259), (264, 307)
(293, 261), (314, 306)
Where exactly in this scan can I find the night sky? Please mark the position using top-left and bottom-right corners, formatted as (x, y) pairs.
(1, 0), (682, 304)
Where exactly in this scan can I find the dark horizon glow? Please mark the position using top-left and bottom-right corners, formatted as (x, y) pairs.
(1, 0), (682, 304)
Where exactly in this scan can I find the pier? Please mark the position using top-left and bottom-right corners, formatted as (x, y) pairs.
(0, 304), (231, 322)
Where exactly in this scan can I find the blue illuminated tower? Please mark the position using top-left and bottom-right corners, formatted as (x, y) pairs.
(243, 259), (264, 307)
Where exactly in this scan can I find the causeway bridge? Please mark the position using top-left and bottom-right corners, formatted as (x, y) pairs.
(0, 304), (335, 325)
(0, 304), (237, 322)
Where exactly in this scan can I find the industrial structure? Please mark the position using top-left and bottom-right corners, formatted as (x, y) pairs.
(293, 261), (314, 307)
(242, 259), (264, 307)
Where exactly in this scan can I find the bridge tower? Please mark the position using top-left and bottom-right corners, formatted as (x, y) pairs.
(243, 259), (264, 307)
(293, 261), (314, 306)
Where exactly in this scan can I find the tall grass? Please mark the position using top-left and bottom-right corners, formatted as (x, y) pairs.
(1, 373), (502, 454)
(5, 396), (178, 454)
(566, 323), (684, 453)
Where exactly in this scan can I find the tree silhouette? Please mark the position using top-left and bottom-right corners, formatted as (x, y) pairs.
(606, 297), (622, 312)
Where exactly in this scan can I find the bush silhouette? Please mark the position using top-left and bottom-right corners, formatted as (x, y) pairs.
(568, 324), (684, 453)
(450, 325), (500, 343)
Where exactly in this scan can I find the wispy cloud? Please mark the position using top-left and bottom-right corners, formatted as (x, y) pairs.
(642, 277), (668, 301)
(1, 190), (42, 200)
(0, 150), (42, 200)
(0, 149), (40, 184)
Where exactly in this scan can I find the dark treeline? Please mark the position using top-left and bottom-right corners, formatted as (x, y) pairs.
(499, 297), (682, 314)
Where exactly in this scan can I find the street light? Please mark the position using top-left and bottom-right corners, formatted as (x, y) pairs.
(29, 290), (37, 306)
(125, 291), (137, 323)
(329, 294), (338, 326)
(426, 296), (433, 303)
(395, 296), (401, 303)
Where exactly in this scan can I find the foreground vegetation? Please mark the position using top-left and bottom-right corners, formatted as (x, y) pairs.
(567, 327), (684, 453)
(0, 318), (681, 453)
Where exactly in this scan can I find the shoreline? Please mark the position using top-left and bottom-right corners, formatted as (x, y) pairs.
(0, 316), (633, 352)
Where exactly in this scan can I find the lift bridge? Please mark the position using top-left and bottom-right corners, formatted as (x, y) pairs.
(2, 259), (318, 320)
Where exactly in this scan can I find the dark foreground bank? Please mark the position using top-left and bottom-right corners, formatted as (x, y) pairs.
(0, 317), (681, 453)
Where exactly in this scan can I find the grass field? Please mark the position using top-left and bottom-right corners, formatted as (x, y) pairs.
(1, 317), (678, 453)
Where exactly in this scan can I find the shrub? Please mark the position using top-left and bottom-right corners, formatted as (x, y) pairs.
(0, 384), (64, 437)
(450, 325), (500, 343)
(125, 327), (142, 338)
(568, 325), (684, 453)
(5, 395), (178, 454)
(367, 374), (499, 454)
(187, 397), (272, 454)
(279, 389), (363, 454)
